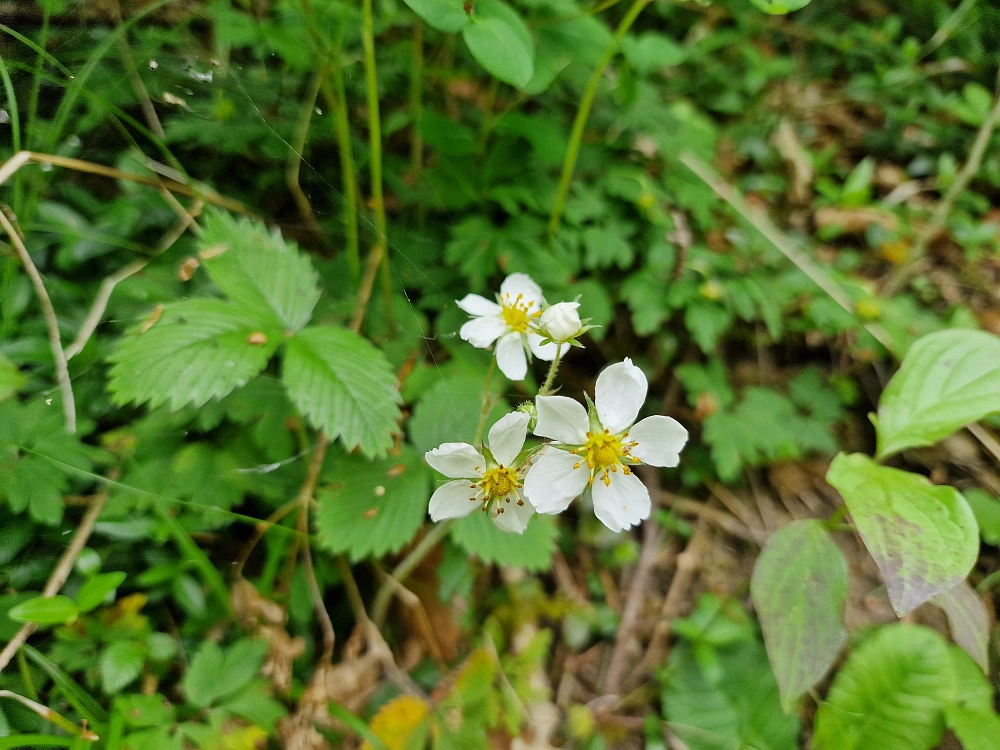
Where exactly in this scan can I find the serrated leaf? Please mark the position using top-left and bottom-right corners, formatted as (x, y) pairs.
(199, 210), (320, 332)
(77, 571), (127, 613)
(182, 639), (268, 709)
(662, 636), (798, 750)
(9, 595), (78, 625)
(116, 694), (176, 727)
(751, 520), (847, 711)
(826, 453), (979, 615)
(101, 640), (146, 694)
(109, 300), (281, 410)
(363, 695), (429, 750)
(401, 0), (469, 32)
(931, 581), (989, 672)
(7, 455), (66, 525)
(462, 0), (534, 88)
(450, 512), (557, 570)
(685, 302), (733, 353)
(219, 681), (287, 732)
(408, 372), (509, 454)
(812, 624), (955, 750)
(282, 326), (401, 458)
(315, 446), (429, 561)
(875, 329), (1000, 458)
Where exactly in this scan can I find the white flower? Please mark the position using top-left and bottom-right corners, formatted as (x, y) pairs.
(538, 301), (582, 343)
(523, 359), (688, 532)
(457, 273), (558, 381)
(425, 411), (536, 533)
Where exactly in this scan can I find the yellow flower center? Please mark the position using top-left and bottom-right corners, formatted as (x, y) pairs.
(481, 466), (519, 499)
(499, 293), (539, 333)
(572, 429), (639, 486)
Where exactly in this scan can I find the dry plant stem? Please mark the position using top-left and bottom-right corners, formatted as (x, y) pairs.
(65, 198), (203, 359)
(0, 493), (108, 674)
(548, 0), (652, 238)
(375, 568), (446, 665)
(658, 491), (756, 543)
(234, 496), (301, 578)
(0, 690), (98, 739)
(885, 71), (1000, 294)
(371, 520), (451, 628)
(968, 422), (1000, 468)
(680, 151), (897, 354)
(113, 2), (164, 139)
(0, 151), (247, 214)
(0, 207), (75, 433)
(286, 70), (325, 239)
(603, 470), (663, 696)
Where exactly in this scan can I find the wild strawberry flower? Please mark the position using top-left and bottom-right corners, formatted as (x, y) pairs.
(523, 359), (688, 532)
(457, 273), (558, 381)
(425, 411), (536, 533)
(538, 301), (582, 344)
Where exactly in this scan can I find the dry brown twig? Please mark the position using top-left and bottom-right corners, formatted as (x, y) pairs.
(657, 491), (757, 543)
(0, 493), (109, 673)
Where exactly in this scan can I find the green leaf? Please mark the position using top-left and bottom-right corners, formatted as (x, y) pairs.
(6, 455), (66, 525)
(661, 635), (798, 750)
(9, 595), (78, 625)
(964, 488), (1000, 546)
(77, 571), (127, 613)
(408, 371), (509, 455)
(747, 0), (811, 14)
(875, 329), (1000, 458)
(182, 639), (269, 709)
(944, 705), (1000, 750)
(400, 0), (469, 32)
(219, 681), (287, 732)
(109, 299), (281, 410)
(930, 581), (989, 672)
(282, 325), (402, 458)
(450, 512), (557, 571)
(750, 520), (847, 711)
(101, 640), (146, 694)
(622, 33), (685, 76)
(840, 156), (875, 206)
(0, 353), (25, 402)
(826, 453), (979, 615)
(116, 694), (176, 728)
(812, 624), (955, 750)
(462, 0), (534, 89)
(199, 210), (320, 332)
(685, 303), (733, 353)
(315, 446), (429, 561)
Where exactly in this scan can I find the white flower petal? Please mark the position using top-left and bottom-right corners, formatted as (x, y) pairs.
(429, 479), (480, 521)
(523, 448), (590, 514)
(457, 293), (502, 317)
(488, 411), (530, 467)
(527, 332), (559, 362)
(534, 396), (588, 444)
(496, 332), (528, 381)
(591, 470), (650, 532)
(491, 492), (535, 534)
(499, 272), (544, 308)
(628, 416), (688, 468)
(460, 315), (507, 348)
(595, 358), (648, 434)
(425, 443), (485, 478)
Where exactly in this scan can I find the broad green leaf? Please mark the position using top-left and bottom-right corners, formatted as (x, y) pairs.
(748, 0), (811, 15)
(77, 571), (127, 613)
(101, 640), (146, 694)
(622, 33), (685, 76)
(109, 300), (281, 410)
(462, 0), (534, 89)
(282, 326), (401, 458)
(219, 681), (287, 732)
(840, 156), (875, 206)
(959, 487), (1000, 546)
(750, 520), (847, 711)
(400, 0), (469, 33)
(116, 694), (176, 728)
(826, 453), (978, 615)
(315, 446), (429, 561)
(812, 624), (955, 750)
(182, 639), (268, 708)
(930, 581), (989, 672)
(6, 455), (66, 525)
(875, 329), (1000, 458)
(450, 512), (558, 571)
(0, 353), (25, 402)
(661, 636), (798, 750)
(9, 595), (78, 625)
(944, 705), (1000, 750)
(199, 210), (320, 332)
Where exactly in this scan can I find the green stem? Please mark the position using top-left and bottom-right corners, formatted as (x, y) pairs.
(325, 42), (361, 283)
(371, 519), (453, 627)
(547, 0), (652, 239)
(361, 0), (396, 331)
(409, 19), (424, 178)
(538, 344), (563, 397)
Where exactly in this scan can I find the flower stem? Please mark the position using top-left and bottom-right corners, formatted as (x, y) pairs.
(474, 356), (497, 444)
(371, 518), (452, 627)
(547, 0), (652, 240)
(538, 344), (563, 397)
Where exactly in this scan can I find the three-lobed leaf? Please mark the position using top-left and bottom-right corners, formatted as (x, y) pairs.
(875, 329), (1000, 458)
(462, 0), (535, 89)
(826, 453), (979, 615)
(750, 519), (847, 712)
(812, 624), (955, 750)
(182, 639), (269, 709)
(283, 326), (401, 458)
(101, 640), (146, 694)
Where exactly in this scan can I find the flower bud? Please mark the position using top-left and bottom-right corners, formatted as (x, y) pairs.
(539, 302), (582, 343)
